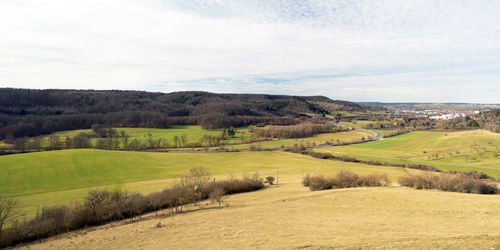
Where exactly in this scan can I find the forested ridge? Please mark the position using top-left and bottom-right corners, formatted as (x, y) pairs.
(0, 88), (364, 139)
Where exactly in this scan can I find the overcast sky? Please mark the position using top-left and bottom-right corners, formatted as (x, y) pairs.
(1, 0), (500, 102)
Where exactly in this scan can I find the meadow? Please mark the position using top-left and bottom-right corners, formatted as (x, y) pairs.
(19, 183), (500, 249)
(0, 149), (419, 219)
(2, 127), (500, 249)
(51, 125), (250, 145)
(317, 130), (500, 178)
(5, 125), (373, 151)
(213, 129), (374, 150)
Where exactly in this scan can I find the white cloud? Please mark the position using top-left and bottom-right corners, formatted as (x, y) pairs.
(0, 0), (499, 102)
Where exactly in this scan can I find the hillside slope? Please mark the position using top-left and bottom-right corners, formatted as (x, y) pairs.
(0, 89), (365, 139)
(18, 184), (500, 249)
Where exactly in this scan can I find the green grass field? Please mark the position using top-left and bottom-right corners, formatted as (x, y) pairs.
(317, 130), (500, 178)
(0, 149), (420, 218)
(3, 128), (500, 249)
(32, 125), (371, 150)
(50, 125), (251, 145)
(213, 130), (374, 150)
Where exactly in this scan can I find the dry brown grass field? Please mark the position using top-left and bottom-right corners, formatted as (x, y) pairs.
(17, 173), (500, 250)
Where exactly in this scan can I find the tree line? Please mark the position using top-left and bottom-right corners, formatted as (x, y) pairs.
(253, 123), (348, 139)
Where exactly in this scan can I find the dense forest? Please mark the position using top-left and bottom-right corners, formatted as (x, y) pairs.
(0, 88), (365, 139)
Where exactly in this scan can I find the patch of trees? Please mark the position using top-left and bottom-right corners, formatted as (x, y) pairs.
(398, 173), (498, 194)
(0, 88), (364, 139)
(302, 170), (389, 191)
(254, 123), (348, 139)
(0, 168), (266, 248)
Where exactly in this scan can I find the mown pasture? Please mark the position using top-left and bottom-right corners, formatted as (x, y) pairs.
(0, 149), (419, 218)
(317, 130), (500, 178)
(20, 183), (500, 249)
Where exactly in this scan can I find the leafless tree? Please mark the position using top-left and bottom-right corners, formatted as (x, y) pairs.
(210, 188), (225, 206)
(189, 167), (211, 189)
(0, 197), (17, 237)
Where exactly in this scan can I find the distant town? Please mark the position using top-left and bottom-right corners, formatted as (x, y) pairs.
(365, 103), (500, 120)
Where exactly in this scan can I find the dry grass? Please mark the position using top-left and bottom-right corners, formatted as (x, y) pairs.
(17, 180), (500, 249)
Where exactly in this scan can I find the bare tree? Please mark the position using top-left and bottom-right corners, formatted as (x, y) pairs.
(210, 187), (225, 206)
(180, 134), (188, 147)
(144, 134), (154, 149)
(189, 167), (211, 189)
(120, 131), (130, 150)
(173, 136), (180, 148)
(0, 197), (17, 237)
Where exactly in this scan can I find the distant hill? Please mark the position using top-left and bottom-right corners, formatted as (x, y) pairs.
(0, 89), (365, 139)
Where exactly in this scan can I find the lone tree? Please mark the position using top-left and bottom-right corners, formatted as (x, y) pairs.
(265, 176), (275, 185)
(0, 197), (17, 237)
(189, 167), (211, 189)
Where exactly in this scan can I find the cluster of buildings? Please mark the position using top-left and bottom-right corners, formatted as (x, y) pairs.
(392, 109), (481, 120)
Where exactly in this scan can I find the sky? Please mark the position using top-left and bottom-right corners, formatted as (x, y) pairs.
(1, 0), (500, 103)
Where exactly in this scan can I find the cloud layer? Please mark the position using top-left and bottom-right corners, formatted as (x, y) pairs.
(1, 0), (499, 102)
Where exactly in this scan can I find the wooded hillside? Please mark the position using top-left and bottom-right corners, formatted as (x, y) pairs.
(0, 89), (365, 139)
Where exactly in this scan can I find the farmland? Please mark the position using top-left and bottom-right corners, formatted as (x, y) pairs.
(213, 129), (374, 150)
(4, 125), (372, 152)
(19, 182), (500, 249)
(2, 121), (500, 249)
(0, 149), (416, 218)
(317, 130), (500, 178)
(3, 127), (500, 220)
(51, 125), (250, 145)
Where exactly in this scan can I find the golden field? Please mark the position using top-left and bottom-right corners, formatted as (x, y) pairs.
(18, 180), (500, 249)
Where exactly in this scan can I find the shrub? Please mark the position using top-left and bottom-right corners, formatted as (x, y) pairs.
(302, 174), (311, 187)
(265, 176), (275, 185)
(305, 170), (388, 191)
(398, 173), (498, 194)
(210, 188), (225, 206)
(217, 175), (264, 195)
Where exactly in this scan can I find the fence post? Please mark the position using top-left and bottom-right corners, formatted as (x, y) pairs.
(277, 170), (279, 187)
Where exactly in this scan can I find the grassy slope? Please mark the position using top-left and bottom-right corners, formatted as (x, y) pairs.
(317, 130), (500, 177)
(52, 125), (249, 144)
(47, 126), (369, 149)
(20, 184), (500, 249)
(0, 149), (417, 218)
(216, 130), (374, 150)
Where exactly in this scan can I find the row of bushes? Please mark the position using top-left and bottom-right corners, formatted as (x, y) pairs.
(448, 170), (495, 180)
(398, 173), (498, 194)
(254, 123), (348, 139)
(306, 151), (441, 172)
(0, 169), (265, 248)
(303, 170), (389, 191)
